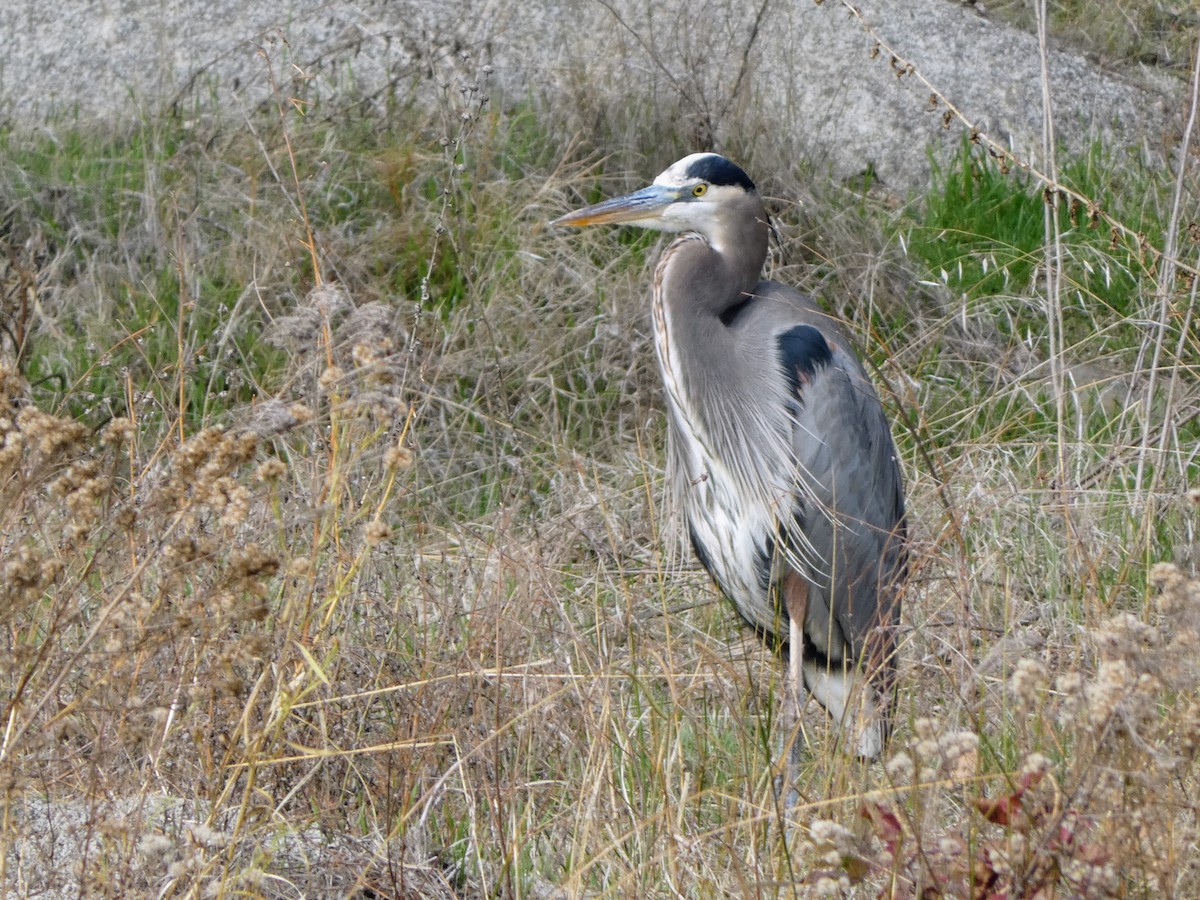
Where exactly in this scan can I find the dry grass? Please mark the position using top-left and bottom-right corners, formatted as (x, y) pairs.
(0, 13), (1198, 900)
(987, 0), (1198, 68)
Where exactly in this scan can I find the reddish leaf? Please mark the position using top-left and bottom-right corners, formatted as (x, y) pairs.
(1050, 822), (1074, 850)
(1017, 769), (1045, 793)
(976, 769), (1044, 827)
(861, 801), (904, 855)
(975, 792), (1023, 826)
(1078, 841), (1111, 866)
(972, 849), (999, 900)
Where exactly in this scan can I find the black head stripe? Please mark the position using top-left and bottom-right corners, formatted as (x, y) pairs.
(686, 155), (756, 192)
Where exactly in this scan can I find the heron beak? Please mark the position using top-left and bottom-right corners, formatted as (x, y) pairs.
(551, 184), (677, 228)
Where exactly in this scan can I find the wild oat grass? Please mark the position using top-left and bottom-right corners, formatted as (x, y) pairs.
(0, 13), (1197, 899)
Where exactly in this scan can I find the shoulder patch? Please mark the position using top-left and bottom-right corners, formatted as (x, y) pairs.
(778, 324), (833, 391)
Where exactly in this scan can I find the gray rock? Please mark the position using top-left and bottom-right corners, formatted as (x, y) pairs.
(762, 0), (1177, 187)
(0, 0), (1179, 190)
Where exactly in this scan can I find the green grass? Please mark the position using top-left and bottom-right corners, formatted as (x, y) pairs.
(988, 0), (1198, 67)
(909, 140), (1148, 341)
(0, 35), (1198, 900)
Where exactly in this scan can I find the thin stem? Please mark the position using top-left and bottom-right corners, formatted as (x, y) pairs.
(1036, 0), (1067, 482)
(1136, 29), (1200, 509)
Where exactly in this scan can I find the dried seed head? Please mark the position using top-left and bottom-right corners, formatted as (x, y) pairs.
(0, 425), (24, 472)
(1095, 612), (1157, 662)
(265, 308), (322, 349)
(255, 458), (288, 482)
(217, 480), (251, 527)
(911, 738), (939, 766)
(306, 283), (350, 317)
(1086, 659), (1133, 726)
(351, 342), (379, 369)
(137, 833), (174, 861)
(288, 556), (313, 577)
(1021, 752), (1050, 778)
(288, 403), (314, 425)
(1150, 561), (1182, 587)
(1010, 658), (1049, 713)
(937, 731), (980, 767)
(365, 518), (392, 546)
(913, 717), (937, 742)
(241, 399), (307, 438)
(384, 443), (415, 470)
(813, 874), (849, 896)
(0, 364), (25, 401)
(102, 416), (136, 446)
(319, 365), (346, 392)
(884, 751), (914, 785)
(186, 823), (229, 850)
(808, 819), (854, 856)
(5, 546), (46, 593)
(17, 406), (88, 455)
(339, 302), (402, 359)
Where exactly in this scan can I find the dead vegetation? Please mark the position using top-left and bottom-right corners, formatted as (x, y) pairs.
(0, 7), (1197, 899)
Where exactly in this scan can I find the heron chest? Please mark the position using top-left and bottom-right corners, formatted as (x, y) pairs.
(652, 300), (780, 634)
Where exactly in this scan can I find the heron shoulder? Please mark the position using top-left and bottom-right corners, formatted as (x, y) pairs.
(747, 280), (856, 346)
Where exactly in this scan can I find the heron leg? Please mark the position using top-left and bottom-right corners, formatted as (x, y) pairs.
(802, 663), (885, 759)
(779, 573), (808, 811)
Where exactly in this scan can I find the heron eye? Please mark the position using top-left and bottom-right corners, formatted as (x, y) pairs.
(692, 183), (708, 197)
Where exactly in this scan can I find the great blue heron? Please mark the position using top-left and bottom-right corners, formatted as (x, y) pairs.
(552, 153), (907, 770)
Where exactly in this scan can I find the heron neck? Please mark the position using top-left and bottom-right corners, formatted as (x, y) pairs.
(651, 214), (767, 421)
(657, 216), (768, 322)
(651, 209), (782, 500)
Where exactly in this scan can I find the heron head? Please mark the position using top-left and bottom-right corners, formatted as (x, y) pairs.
(551, 153), (759, 237)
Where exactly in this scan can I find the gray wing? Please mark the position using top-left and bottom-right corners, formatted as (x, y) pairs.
(766, 287), (907, 669)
